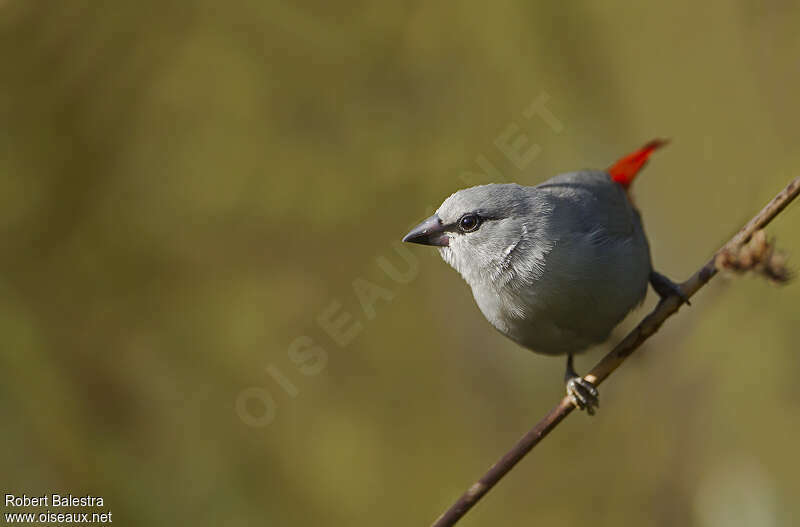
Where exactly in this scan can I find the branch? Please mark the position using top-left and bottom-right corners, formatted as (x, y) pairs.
(432, 176), (800, 527)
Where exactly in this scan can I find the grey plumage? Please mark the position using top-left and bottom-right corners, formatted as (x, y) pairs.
(417, 171), (651, 355)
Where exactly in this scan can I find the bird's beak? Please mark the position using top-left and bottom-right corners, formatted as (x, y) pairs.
(402, 214), (449, 247)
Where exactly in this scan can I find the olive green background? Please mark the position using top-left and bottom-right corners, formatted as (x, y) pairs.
(2, 1), (799, 526)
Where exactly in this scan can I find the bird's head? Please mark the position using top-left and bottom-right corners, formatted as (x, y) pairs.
(403, 184), (550, 287)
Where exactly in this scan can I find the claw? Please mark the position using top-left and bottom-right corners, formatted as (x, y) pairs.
(566, 376), (599, 416)
(650, 270), (690, 306)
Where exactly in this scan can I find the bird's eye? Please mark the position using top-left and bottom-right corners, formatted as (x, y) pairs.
(458, 214), (481, 232)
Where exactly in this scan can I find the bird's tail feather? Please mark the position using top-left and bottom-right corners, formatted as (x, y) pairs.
(608, 139), (669, 189)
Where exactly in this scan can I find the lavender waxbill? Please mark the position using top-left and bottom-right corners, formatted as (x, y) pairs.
(403, 140), (687, 414)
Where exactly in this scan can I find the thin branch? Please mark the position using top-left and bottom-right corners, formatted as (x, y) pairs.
(432, 176), (800, 527)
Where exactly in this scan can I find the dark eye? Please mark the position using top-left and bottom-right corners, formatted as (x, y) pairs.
(458, 214), (481, 232)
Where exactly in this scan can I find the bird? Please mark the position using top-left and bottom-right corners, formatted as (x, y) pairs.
(402, 140), (687, 414)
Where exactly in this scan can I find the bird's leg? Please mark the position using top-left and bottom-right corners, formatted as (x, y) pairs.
(565, 354), (599, 416)
(649, 270), (690, 305)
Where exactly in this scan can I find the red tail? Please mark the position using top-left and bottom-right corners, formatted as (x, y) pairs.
(608, 139), (669, 189)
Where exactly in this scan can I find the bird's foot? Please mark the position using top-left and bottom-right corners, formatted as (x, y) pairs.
(649, 271), (690, 306)
(566, 376), (599, 416)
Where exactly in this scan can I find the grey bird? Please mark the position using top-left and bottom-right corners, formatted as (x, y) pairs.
(402, 140), (687, 414)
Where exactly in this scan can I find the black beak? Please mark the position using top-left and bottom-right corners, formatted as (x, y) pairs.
(402, 214), (449, 247)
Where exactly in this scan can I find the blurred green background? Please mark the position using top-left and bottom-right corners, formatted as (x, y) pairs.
(1, 1), (799, 525)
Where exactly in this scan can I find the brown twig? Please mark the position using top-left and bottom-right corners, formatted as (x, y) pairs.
(432, 176), (800, 527)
